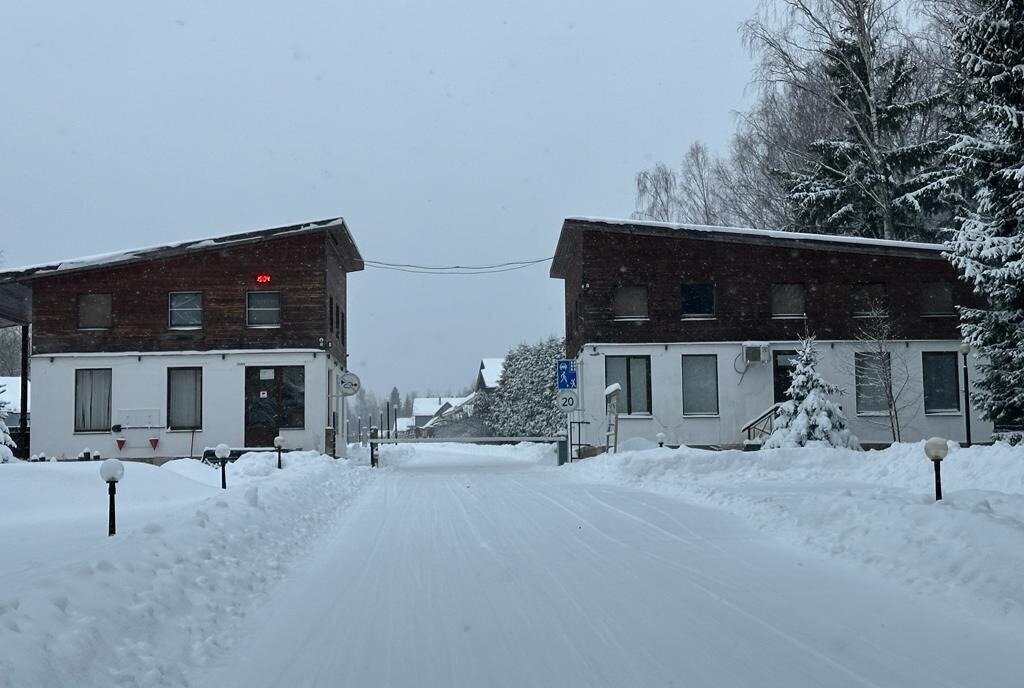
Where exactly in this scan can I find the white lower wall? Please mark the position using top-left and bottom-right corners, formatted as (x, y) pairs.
(570, 340), (993, 449)
(30, 350), (343, 460)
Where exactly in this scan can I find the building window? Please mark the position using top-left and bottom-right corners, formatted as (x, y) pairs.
(167, 367), (203, 430)
(921, 281), (954, 316)
(852, 283), (887, 317)
(78, 293), (112, 330)
(280, 366), (305, 428)
(612, 286), (649, 320)
(682, 354), (719, 415)
(74, 368), (111, 432)
(329, 296), (335, 334)
(605, 356), (651, 414)
(771, 284), (805, 318)
(168, 292), (203, 328)
(340, 309), (346, 345)
(247, 291), (281, 327)
(855, 352), (891, 414)
(922, 352), (960, 413)
(681, 283), (714, 318)
(335, 304), (342, 338)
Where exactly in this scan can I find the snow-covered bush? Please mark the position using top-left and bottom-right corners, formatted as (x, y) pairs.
(0, 381), (16, 463)
(764, 337), (858, 449)
(482, 336), (564, 437)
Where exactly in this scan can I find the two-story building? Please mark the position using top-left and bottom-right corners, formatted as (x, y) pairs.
(550, 217), (994, 449)
(0, 217), (363, 460)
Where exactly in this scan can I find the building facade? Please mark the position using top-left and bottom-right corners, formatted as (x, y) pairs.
(550, 217), (993, 449)
(0, 218), (362, 460)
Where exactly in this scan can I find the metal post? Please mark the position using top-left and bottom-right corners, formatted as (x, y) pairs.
(357, 418), (362, 447)
(932, 459), (943, 501)
(277, 446), (282, 470)
(386, 401), (391, 439)
(220, 459), (227, 489)
(962, 352), (972, 447)
(557, 437), (568, 466)
(370, 427), (379, 468)
(108, 481), (116, 536)
(19, 325), (29, 438)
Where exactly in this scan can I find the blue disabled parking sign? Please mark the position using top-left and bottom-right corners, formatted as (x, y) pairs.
(556, 359), (577, 389)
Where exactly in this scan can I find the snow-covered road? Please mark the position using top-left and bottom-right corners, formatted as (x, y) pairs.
(202, 447), (1021, 688)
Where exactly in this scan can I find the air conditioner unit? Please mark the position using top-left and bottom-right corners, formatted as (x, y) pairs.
(742, 342), (770, 364)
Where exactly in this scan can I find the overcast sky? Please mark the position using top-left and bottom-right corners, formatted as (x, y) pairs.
(1, 0), (758, 399)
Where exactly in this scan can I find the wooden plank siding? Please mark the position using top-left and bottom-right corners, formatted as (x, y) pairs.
(553, 220), (978, 358)
(31, 233), (343, 355)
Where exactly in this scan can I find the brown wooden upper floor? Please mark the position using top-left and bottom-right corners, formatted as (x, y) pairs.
(550, 218), (979, 357)
(0, 218), (363, 357)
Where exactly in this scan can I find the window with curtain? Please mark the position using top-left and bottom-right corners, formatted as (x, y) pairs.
(605, 355), (651, 414)
(612, 286), (649, 320)
(78, 293), (112, 329)
(855, 352), (891, 414)
(247, 291), (281, 326)
(167, 367), (203, 430)
(75, 369), (111, 432)
(771, 284), (805, 318)
(922, 352), (959, 413)
(280, 366), (305, 428)
(168, 292), (203, 328)
(682, 355), (719, 415)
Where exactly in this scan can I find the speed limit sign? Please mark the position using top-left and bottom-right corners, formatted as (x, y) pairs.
(555, 389), (578, 413)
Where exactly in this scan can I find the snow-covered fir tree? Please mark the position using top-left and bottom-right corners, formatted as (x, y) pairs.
(945, 0), (1024, 440)
(0, 382), (16, 463)
(764, 337), (858, 449)
(483, 336), (564, 437)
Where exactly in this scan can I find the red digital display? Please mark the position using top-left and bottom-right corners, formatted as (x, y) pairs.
(255, 273), (272, 284)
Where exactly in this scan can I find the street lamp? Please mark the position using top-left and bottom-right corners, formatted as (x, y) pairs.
(656, 432), (666, 448)
(100, 458), (125, 536)
(924, 437), (949, 501)
(959, 342), (972, 447)
(274, 435), (285, 470)
(214, 443), (230, 490)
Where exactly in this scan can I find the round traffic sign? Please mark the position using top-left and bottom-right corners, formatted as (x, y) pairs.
(338, 371), (361, 397)
(555, 388), (578, 413)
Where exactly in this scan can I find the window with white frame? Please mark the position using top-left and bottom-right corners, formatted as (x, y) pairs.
(168, 292), (203, 328)
(855, 352), (891, 414)
(612, 286), (649, 320)
(75, 368), (111, 432)
(247, 291), (281, 327)
(922, 352), (959, 413)
(605, 355), (651, 414)
(167, 367), (203, 430)
(682, 354), (719, 415)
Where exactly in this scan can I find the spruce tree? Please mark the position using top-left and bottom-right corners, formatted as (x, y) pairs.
(0, 383), (16, 463)
(483, 336), (565, 437)
(946, 0), (1024, 439)
(764, 337), (858, 449)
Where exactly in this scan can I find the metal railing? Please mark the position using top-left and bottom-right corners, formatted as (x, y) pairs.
(741, 403), (781, 441)
(366, 430), (568, 467)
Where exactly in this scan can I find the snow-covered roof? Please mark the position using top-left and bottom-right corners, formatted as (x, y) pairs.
(412, 397), (465, 417)
(479, 358), (505, 389)
(396, 417), (415, 432)
(0, 377), (28, 414)
(0, 217), (363, 283)
(552, 216), (945, 277)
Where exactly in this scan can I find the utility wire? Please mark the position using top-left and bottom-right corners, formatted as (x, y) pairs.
(362, 256), (553, 275)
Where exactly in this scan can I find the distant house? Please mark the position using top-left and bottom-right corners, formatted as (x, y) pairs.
(395, 417), (415, 436)
(412, 396), (465, 428)
(0, 217), (363, 460)
(0, 377), (29, 429)
(550, 217), (993, 449)
(475, 358), (504, 392)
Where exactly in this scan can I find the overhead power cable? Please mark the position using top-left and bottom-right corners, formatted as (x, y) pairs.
(362, 256), (553, 275)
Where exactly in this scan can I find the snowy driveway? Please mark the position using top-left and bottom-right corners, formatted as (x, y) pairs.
(203, 448), (1021, 688)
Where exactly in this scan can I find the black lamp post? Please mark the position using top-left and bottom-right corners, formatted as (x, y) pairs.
(100, 459), (125, 536)
(959, 342), (972, 447)
(274, 435), (284, 470)
(924, 437), (949, 501)
(215, 443), (230, 489)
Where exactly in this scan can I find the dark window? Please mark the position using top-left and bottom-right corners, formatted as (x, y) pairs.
(340, 309), (346, 345)
(280, 366), (305, 428)
(771, 284), (805, 318)
(167, 367), (203, 430)
(612, 286), (648, 320)
(682, 354), (719, 415)
(855, 352), (891, 414)
(78, 293), (112, 329)
(681, 283), (714, 318)
(74, 369), (111, 432)
(168, 292), (203, 328)
(605, 355), (651, 414)
(852, 283), (887, 317)
(329, 296), (334, 333)
(921, 282), (954, 316)
(247, 291), (281, 326)
(772, 350), (798, 404)
(922, 352), (960, 413)
(335, 304), (341, 338)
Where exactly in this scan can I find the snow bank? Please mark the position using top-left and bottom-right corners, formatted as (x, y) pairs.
(0, 452), (375, 687)
(570, 441), (1024, 620)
